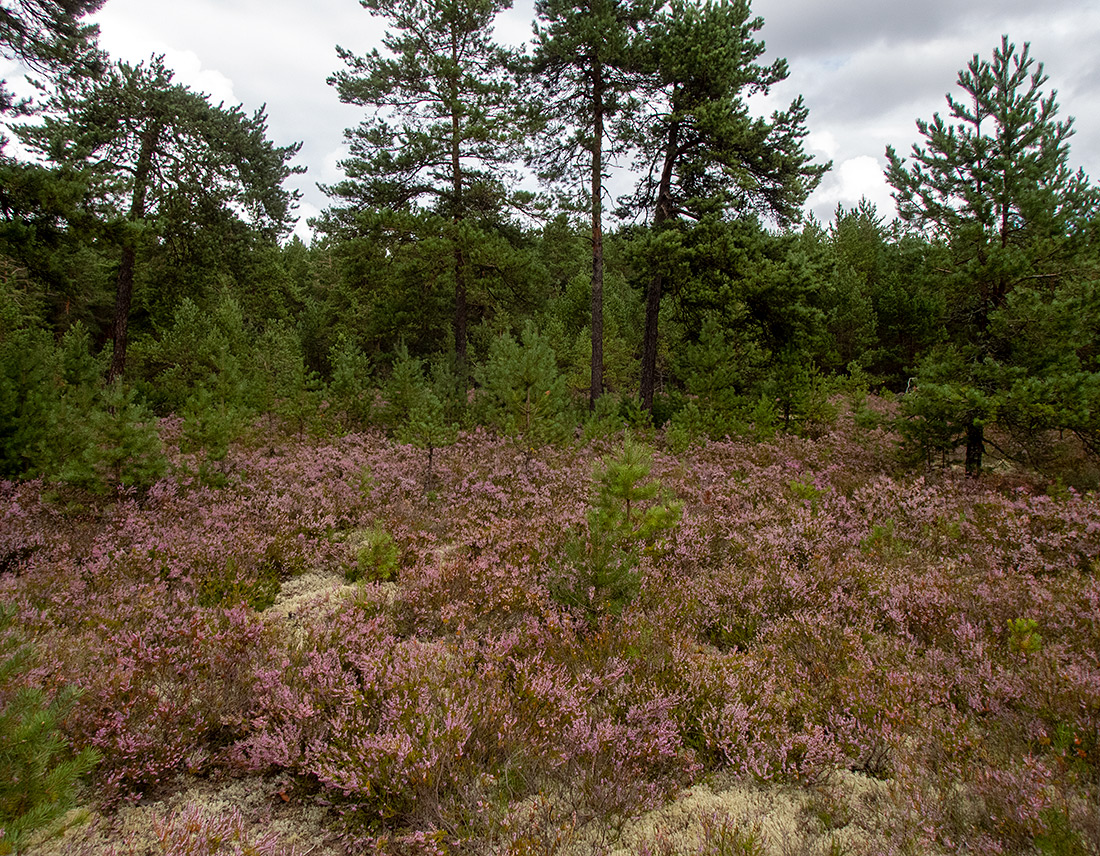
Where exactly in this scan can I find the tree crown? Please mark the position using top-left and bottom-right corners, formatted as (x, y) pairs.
(19, 55), (303, 239)
(886, 35), (1097, 249)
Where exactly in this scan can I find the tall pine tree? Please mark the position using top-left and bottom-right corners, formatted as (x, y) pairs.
(19, 56), (302, 380)
(322, 0), (527, 374)
(625, 0), (827, 410)
(528, 0), (657, 407)
(887, 36), (1100, 474)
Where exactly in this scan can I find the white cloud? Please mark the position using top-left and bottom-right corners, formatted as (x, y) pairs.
(158, 47), (237, 106)
(292, 201), (320, 242)
(494, 0), (536, 47)
(806, 130), (838, 160)
(807, 155), (893, 222)
(758, 3), (1100, 228)
(320, 146), (349, 187)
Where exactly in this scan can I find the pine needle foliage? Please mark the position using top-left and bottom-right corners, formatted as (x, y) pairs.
(388, 345), (458, 493)
(552, 432), (681, 620)
(476, 320), (568, 445)
(59, 380), (167, 496)
(0, 605), (98, 854)
(886, 36), (1100, 475)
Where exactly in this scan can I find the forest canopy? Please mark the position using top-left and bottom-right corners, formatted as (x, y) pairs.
(0, 0), (1098, 485)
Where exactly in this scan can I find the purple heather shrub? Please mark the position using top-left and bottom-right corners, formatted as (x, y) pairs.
(242, 603), (697, 843)
(143, 802), (304, 856)
(39, 603), (274, 803)
(2, 412), (1099, 851)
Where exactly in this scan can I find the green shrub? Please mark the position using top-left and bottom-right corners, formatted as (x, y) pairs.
(1035, 808), (1088, 856)
(383, 343), (431, 427)
(550, 433), (681, 620)
(476, 321), (568, 444)
(346, 528), (400, 583)
(767, 354), (838, 437)
(0, 606), (98, 854)
(326, 333), (374, 427)
(196, 558), (281, 611)
(135, 294), (250, 415)
(181, 385), (247, 487)
(1006, 617), (1042, 655)
(0, 277), (56, 478)
(248, 322), (322, 435)
(582, 393), (627, 443)
(0, 278), (108, 481)
(59, 381), (167, 496)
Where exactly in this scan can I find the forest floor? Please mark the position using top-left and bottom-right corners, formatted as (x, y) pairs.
(6, 402), (1100, 855)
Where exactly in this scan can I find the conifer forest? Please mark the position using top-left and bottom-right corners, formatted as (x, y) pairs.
(1, 0), (1099, 853)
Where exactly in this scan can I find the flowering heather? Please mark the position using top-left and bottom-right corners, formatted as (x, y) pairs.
(2, 410), (1099, 853)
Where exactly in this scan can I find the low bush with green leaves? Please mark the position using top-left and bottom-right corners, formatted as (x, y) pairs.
(59, 380), (168, 496)
(345, 526), (401, 583)
(475, 320), (569, 444)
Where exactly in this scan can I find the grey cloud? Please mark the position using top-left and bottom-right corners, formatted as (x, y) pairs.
(753, 0), (959, 57)
(46, 0), (1099, 235)
(752, 0), (1087, 59)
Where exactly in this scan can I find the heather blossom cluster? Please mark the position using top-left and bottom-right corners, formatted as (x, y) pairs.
(1, 409), (1098, 854)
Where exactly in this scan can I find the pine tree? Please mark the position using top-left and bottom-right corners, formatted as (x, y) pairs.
(60, 380), (167, 495)
(18, 56), (302, 380)
(627, 0), (827, 410)
(551, 432), (681, 620)
(322, 0), (527, 374)
(396, 389), (456, 495)
(388, 346), (457, 493)
(0, 605), (99, 854)
(327, 333), (374, 427)
(0, 0), (104, 114)
(528, 0), (658, 408)
(886, 36), (1100, 474)
(475, 320), (568, 444)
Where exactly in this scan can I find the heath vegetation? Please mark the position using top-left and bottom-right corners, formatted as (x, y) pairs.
(1, 405), (1098, 855)
(2, 1), (1099, 854)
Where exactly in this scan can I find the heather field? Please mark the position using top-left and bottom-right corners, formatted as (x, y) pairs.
(3, 408), (1099, 856)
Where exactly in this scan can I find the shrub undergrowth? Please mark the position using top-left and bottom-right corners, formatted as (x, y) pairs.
(2, 410), (1098, 854)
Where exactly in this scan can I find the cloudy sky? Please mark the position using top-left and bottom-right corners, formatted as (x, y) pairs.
(5, 0), (1100, 241)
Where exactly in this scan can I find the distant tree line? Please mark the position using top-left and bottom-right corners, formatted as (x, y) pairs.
(2, 0), (1098, 486)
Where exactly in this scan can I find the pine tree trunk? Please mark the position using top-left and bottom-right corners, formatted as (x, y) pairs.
(640, 272), (662, 412)
(589, 64), (605, 410)
(640, 117), (680, 412)
(965, 420), (984, 477)
(450, 30), (468, 380)
(108, 245), (137, 382)
(454, 245), (467, 374)
(108, 122), (161, 383)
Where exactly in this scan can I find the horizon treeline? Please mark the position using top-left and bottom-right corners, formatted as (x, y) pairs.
(2, 0), (1099, 488)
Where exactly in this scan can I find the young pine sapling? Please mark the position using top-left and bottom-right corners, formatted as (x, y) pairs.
(553, 433), (682, 621)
